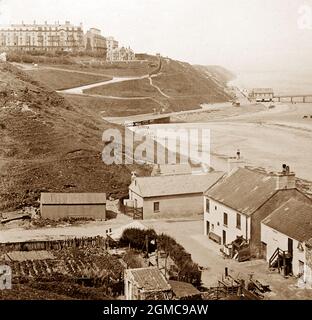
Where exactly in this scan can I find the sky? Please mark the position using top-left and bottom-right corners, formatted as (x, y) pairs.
(1, 0), (312, 72)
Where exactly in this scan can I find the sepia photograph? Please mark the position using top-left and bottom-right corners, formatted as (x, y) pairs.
(0, 0), (312, 315)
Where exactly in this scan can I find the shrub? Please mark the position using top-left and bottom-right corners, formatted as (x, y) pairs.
(119, 228), (157, 252)
(118, 229), (202, 287)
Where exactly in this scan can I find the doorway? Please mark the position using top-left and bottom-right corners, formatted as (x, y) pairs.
(206, 221), (210, 236)
(288, 238), (293, 256)
(222, 230), (227, 245)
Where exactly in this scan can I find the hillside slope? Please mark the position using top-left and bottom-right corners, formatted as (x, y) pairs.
(0, 62), (150, 212)
(77, 57), (233, 114)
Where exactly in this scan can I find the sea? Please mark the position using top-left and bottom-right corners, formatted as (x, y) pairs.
(228, 70), (312, 96)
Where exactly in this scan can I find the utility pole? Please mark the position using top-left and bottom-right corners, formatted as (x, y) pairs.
(145, 235), (149, 260)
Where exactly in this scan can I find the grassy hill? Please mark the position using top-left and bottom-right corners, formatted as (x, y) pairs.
(0, 62), (150, 212)
(81, 57), (232, 114)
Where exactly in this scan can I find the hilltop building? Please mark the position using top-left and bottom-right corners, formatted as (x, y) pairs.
(106, 36), (119, 52)
(85, 28), (106, 56)
(0, 22), (135, 59)
(0, 21), (84, 52)
(107, 46), (135, 62)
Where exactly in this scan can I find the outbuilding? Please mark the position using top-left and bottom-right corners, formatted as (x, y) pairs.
(124, 267), (172, 300)
(40, 193), (106, 220)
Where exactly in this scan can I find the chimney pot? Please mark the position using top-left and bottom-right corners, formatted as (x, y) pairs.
(131, 171), (137, 182)
(275, 165), (296, 190)
(227, 150), (245, 173)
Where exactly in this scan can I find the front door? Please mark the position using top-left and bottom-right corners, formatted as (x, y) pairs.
(206, 221), (210, 236)
(288, 238), (293, 256)
(222, 230), (227, 245)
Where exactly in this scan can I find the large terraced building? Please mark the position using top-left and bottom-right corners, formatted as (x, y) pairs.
(0, 21), (85, 52)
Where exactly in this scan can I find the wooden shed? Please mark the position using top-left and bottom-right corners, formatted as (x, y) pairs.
(40, 193), (106, 220)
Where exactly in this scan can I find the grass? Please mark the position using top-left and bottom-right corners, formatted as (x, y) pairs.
(0, 62), (151, 212)
(84, 78), (161, 98)
(64, 94), (162, 117)
(51, 61), (153, 77)
(25, 69), (111, 90)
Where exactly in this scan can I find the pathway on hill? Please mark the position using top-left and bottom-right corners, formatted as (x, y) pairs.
(148, 74), (171, 99)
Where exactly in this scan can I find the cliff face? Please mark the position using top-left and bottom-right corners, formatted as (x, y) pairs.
(194, 65), (236, 85)
(0, 62), (150, 211)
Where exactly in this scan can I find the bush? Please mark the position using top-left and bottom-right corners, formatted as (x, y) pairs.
(119, 228), (157, 252)
(118, 229), (202, 287)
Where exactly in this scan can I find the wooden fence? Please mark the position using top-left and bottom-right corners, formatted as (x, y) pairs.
(0, 236), (106, 252)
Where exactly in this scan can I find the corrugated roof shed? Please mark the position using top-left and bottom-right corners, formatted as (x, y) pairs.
(130, 172), (224, 198)
(169, 280), (201, 299)
(205, 167), (277, 216)
(41, 193), (106, 205)
(262, 198), (312, 242)
(126, 267), (171, 292)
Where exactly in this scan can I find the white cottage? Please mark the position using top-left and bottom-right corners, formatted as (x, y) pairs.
(127, 172), (224, 219)
(261, 199), (312, 277)
(204, 163), (309, 257)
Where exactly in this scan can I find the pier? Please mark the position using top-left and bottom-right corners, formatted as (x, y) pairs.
(273, 94), (312, 103)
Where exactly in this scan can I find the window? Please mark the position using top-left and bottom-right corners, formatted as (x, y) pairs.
(236, 213), (241, 229)
(153, 202), (160, 213)
(206, 199), (210, 212)
(215, 205), (217, 210)
(223, 212), (228, 227)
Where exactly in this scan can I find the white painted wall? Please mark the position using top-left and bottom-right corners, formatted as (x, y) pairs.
(261, 223), (305, 276)
(130, 191), (204, 219)
(129, 190), (144, 208)
(204, 197), (250, 245)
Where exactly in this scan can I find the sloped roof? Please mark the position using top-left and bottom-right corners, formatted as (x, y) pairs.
(130, 172), (224, 198)
(151, 164), (192, 176)
(126, 267), (171, 292)
(262, 198), (312, 242)
(252, 88), (274, 93)
(169, 280), (200, 298)
(41, 193), (106, 205)
(205, 167), (277, 216)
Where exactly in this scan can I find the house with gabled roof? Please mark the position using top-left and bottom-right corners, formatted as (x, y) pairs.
(204, 163), (311, 258)
(127, 172), (224, 219)
(124, 267), (172, 300)
(261, 199), (312, 277)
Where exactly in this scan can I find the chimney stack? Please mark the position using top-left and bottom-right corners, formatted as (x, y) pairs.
(227, 149), (245, 173)
(131, 171), (137, 182)
(275, 164), (296, 190)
